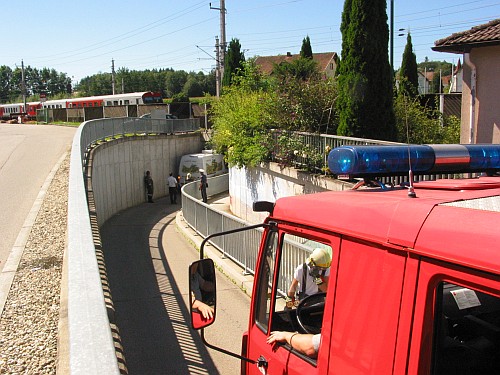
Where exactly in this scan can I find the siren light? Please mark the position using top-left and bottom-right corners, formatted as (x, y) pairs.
(328, 144), (500, 177)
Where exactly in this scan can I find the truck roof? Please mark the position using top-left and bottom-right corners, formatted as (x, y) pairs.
(271, 177), (500, 275)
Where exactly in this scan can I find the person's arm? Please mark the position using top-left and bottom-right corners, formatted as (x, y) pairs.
(288, 278), (299, 298)
(266, 331), (318, 358)
(192, 299), (214, 319)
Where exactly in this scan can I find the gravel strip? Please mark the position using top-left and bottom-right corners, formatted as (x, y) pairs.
(0, 155), (69, 374)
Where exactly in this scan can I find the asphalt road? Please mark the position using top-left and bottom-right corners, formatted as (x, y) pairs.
(0, 123), (76, 272)
(100, 197), (251, 375)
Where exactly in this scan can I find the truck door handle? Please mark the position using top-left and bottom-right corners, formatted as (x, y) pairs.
(257, 355), (268, 369)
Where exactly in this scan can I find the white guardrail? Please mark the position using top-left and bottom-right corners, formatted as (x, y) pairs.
(67, 117), (199, 374)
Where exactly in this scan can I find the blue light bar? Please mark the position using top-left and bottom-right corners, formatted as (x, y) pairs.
(465, 144), (500, 170)
(328, 144), (500, 177)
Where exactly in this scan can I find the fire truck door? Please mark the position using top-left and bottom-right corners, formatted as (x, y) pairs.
(246, 228), (340, 375)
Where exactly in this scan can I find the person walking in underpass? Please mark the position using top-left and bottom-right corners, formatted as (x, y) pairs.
(167, 172), (178, 204)
(199, 169), (207, 203)
(144, 171), (154, 203)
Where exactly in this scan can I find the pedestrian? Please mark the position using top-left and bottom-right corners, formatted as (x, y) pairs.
(199, 169), (208, 203)
(177, 175), (182, 196)
(144, 170), (154, 203)
(167, 172), (178, 204)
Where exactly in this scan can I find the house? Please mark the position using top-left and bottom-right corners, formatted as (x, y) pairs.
(254, 52), (338, 78)
(449, 59), (463, 93)
(433, 19), (500, 144)
(417, 70), (433, 94)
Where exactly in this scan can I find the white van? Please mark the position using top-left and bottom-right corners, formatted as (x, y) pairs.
(178, 151), (227, 184)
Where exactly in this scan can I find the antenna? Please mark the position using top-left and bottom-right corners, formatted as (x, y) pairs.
(404, 94), (417, 198)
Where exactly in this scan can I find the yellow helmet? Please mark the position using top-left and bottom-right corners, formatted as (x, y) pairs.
(306, 248), (332, 269)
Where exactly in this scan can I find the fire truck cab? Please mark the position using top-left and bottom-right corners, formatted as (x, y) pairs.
(189, 144), (500, 375)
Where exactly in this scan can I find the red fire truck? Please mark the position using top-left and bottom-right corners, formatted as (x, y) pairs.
(189, 144), (500, 375)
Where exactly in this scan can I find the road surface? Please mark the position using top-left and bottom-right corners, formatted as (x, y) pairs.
(101, 197), (252, 374)
(0, 123), (76, 272)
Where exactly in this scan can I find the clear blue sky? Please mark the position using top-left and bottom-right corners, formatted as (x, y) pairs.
(3, 0), (499, 83)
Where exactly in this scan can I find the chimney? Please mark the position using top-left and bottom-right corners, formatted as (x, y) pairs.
(286, 52), (292, 57)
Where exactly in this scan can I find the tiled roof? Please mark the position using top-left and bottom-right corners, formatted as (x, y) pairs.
(433, 19), (500, 53)
(254, 52), (337, 75)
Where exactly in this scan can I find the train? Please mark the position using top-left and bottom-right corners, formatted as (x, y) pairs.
(0, 91), (163, 121)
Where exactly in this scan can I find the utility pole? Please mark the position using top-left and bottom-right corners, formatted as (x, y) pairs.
(215, 37), (221, 97)
(390, 0), (394, 71)
(111, 59), (116, 95)
(210, 1), (227, 88)
(21, 60), (27, 115)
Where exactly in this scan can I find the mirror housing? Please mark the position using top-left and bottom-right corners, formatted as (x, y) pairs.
(189, 259), (216, 330)
(253, 201), (274, 214)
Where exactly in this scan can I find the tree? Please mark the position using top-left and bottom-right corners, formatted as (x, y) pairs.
(165, 70), (188, 97)
(399, 33), (419, 97)
(222, 38), (245, 87)
(336, 0), (396, 141)
(300, 36), (313, 59)
(0, 66), (14, 103)
(272, 58), (319, 82)
(269, 70), (337, 134)
(432, 72), (443, 94)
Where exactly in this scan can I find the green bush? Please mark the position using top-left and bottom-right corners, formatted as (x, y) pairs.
(394, 95), (460, 144)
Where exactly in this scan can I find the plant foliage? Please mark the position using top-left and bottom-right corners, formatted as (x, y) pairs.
(394, 95), (460, 144)
(337, 0), (396, 141)
(222, 38), (245, 87)
(399, 33), (419, 97)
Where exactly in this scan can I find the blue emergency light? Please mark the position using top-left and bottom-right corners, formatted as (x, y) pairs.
(328, 144), (500, 177)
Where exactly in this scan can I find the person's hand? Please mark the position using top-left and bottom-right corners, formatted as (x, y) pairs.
(266, 331), (289, 345)
(197, 302), (214, 319)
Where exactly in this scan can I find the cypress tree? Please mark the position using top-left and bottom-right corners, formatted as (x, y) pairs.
(223, 38), (245, 87)
(300, 36), (313, 59)
(337, 0), (396, 141)
(399, 33), (419, 97)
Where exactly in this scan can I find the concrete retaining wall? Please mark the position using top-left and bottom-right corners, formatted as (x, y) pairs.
(229, 162), (353, 223)
(91, 133), (203, 226)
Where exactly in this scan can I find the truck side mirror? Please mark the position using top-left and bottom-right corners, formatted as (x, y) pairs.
(189, 259), (217, 329)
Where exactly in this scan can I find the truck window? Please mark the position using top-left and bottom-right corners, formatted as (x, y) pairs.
(254, 228), (278, 331)
(272, 234), (332, 338)
(254, 228), (335, 363)
(432, 282), (500, 375)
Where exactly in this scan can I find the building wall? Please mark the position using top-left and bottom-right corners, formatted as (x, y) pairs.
(229, 162), (353, 224)
(91, 133), (203, 226)
(460, 45), (500, 144)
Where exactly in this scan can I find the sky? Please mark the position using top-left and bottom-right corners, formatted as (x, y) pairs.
(3, 0), (499, 84)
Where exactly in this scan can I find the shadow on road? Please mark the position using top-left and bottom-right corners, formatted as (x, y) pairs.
(101, 197), (220, 374)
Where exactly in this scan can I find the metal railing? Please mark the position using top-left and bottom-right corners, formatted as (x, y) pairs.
(181, 175), (262, 275)
(67, 117), (199, 374)
(181, 133), (471, 300)
(78, 117), (199, 162)
(270, 131), (463, 185)
(181, 177), (322, 297)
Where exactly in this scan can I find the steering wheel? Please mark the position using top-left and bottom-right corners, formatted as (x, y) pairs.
(296, 292), (326, 334)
